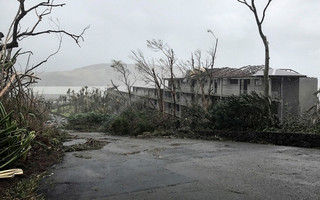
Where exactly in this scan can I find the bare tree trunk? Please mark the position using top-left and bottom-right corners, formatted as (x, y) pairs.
(256, 15), (270, 97)
(169, 50), (177, 117)
(152, 68), (164, 114)
(159, 89), (164, 113)
(263, 36), (270, 96)
(237, 0), (272, 97)
(146, 40), (177, 117)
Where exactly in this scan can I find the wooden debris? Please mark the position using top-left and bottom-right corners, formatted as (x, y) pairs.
(0, 169), (23, 179)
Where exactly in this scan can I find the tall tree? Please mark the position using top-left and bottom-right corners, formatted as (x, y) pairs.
(237, 0), (272, 96)
(110, 60), (136, 104)
(180, 30), (218, 112)
(131, 49), (165, 114)
(147, 39), (178, 117)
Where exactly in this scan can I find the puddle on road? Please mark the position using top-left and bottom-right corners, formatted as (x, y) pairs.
(63, 139), (87, 146)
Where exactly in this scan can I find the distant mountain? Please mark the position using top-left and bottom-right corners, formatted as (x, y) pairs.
(35, 63), (183, 88)
(35, 63), (138, 87)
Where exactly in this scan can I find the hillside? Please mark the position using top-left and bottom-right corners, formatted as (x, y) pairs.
(35, 63), (138, 86)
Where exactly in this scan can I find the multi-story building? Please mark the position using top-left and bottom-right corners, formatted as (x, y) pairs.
(109, 65), (318, 120)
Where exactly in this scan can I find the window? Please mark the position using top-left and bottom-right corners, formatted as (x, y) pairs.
(230, 79), (238, 85)
(214, 80), (218, 93)
(191, 94), (195, 101)
(177, 81), (181, 89)
(177, 93), (180, 102)
(191, 80), (196, 87)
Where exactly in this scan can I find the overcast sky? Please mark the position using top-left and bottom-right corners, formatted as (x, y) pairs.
(1, 0), (319, 80)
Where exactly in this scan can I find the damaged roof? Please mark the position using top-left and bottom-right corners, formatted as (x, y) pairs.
(253, 68), (306, 77)
(209, 65), (264, 78)
(189, 65), (306, 78)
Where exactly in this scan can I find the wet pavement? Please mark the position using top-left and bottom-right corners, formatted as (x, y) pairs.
(40, 131), (320, 200)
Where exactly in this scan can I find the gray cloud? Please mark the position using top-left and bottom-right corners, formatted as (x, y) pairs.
(1, 0), (319, 82)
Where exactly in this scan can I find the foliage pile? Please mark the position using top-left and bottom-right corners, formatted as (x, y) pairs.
(64, 138), (108, 152)
(281, 111), (320, 133)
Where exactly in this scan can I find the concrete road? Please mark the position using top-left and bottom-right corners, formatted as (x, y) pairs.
(41, 132), (320, 200)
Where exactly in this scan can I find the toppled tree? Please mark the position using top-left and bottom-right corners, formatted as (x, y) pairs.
(237, 0), (272, 96)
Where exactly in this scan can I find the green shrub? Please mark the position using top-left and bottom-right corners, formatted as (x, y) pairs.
(110, 108), (159, 136)
(67, 112), (112, 131)
(180, 105), (209, 131)
(110, 117), (130, 135)
(208, 92), (279, 131)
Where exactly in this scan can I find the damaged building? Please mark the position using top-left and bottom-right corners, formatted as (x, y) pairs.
(109, 65), (318, 120)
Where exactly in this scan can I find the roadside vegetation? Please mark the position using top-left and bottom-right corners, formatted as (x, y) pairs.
(0, 96), (68, 199)
(62, 88), (320, 138)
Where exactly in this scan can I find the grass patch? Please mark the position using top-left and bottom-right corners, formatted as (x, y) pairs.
(1, 173), (45, 200)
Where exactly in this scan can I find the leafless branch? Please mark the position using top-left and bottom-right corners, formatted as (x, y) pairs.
(26, 32), (62, 74)
(237, 0), (254, 11)
(261, 0), (272, 24)
(1, 0), (89, 50)
(1, 0), (88, 99)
